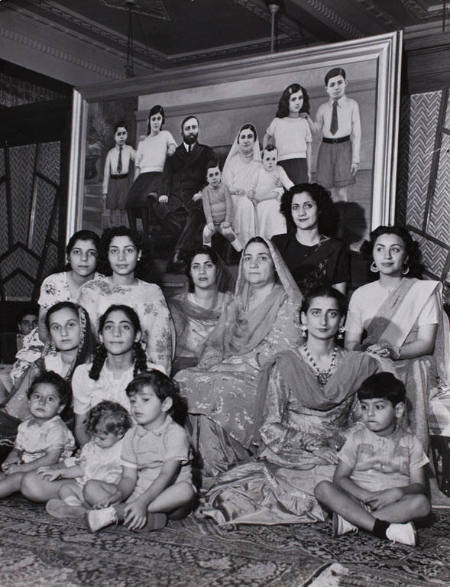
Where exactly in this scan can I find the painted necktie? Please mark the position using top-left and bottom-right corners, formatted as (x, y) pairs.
(117, 146), (123, 173)
(330, 100), (338, 135)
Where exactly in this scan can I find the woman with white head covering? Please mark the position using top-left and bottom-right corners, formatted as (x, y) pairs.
(222, 124), (261, 246)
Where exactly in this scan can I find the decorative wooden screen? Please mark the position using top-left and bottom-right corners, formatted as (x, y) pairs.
(397, 89), (450, 282)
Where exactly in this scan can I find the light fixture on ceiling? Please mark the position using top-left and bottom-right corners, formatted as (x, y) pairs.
(125, 0), (136, 78)
(267, 0), (281, 53)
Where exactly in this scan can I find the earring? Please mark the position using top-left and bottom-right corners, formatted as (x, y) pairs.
(300, 325), (308, 338)
(402, 263), (409, 276)
(337, 326), (345, 340)
(370, 261), (379, 273)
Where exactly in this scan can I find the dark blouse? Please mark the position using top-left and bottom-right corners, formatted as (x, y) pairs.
(271, 233), (350, 293)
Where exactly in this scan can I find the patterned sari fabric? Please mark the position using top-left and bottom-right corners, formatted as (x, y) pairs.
(200, 350), (379, 526)
(79, 277), (172, 375)
(346, 278), (449, 449)
(169, 291), (232, 374)
(175, 239), (302, 476)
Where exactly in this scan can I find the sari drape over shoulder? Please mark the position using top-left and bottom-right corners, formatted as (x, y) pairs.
(347, 278), (449, 449)
(200, 350), (379, 526)
(169, 291), (232, 373)
(175, 239), (302, 474)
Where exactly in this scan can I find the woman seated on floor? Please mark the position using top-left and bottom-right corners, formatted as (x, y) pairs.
(271, 183), (349, 295)
(344, 225), (449, 450)
(169, 246), (233, 375)
(0, 302), (93, 463)
(199, 285), (379, 526)
(175, 236), (302, 479)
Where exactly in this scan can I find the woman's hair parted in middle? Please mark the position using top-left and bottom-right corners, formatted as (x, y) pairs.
(88, 304), (147, 381)
(126, 369), (188, 425)
(300, 284), (347, 316)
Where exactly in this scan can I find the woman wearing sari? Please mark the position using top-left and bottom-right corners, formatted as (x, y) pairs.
(199, 286), (379, 526)
(169, 246), (233, 375)
(0, 301), (93, 462)
(175, 237), (302, 478)
(272, 183), (349, 295)
(222, 124), (262, 247)
(345, 226), (449, 450)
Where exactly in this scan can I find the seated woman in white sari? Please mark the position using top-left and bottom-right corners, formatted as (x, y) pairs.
(175, 237), (302, 479)
(345, 226), (449, 450)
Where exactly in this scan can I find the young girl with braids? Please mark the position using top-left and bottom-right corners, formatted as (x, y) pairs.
(79, 226), (172, 374)
(71, 305), (147, 446)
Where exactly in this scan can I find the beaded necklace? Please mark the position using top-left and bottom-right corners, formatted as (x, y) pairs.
(302, 343), (338, 387)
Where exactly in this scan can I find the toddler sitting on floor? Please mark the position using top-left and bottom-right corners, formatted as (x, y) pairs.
(39, 400), (132, 518)
(87, 370), (196, 533)
(0, 371), (74, 500)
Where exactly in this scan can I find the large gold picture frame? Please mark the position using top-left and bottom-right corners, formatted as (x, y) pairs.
(67, 31), (402, 244)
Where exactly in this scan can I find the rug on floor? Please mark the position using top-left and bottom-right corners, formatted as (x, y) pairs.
(0, 496), (448, 586)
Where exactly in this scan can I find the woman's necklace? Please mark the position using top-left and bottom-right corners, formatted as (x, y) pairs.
(302, 343), (338, 386)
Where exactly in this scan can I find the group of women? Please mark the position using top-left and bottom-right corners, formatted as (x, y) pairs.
(0, 175), (448, 525)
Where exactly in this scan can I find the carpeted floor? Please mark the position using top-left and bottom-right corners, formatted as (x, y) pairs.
(0, 497), (449, 586)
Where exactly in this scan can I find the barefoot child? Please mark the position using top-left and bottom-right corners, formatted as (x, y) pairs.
(315, 372), (430, 546)
(40, 401), (132, 519)
(201, 161), (242, 252)
(87, 370), (196, 532)
(0, 371), (74, 499)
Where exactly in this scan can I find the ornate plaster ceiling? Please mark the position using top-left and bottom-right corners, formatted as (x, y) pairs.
(3, 0), (447, 75)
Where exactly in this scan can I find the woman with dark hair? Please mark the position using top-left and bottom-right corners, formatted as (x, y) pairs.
(38, 230), (101, 342)
(0, 301), (94, 462)
(71, 304), (147, 446)
(199, 286), (378, 526)
(169, 246), (233, 374)
(10, 230), (101, 386)
(175, 237), (302, 478)
(272, 183), (349, 294)
(222, 123), (261, 246)
(345, 225), (449, 449)
(125, 105), (176, 234)
(263, 83), (312, 184)
(79, 227), (172, 374)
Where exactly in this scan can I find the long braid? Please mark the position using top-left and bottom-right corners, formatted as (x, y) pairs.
(89, 343), (108, 381)
(133, 341), (147, 377)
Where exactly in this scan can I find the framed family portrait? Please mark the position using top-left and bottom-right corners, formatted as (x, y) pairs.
(67, 31), (402, 248)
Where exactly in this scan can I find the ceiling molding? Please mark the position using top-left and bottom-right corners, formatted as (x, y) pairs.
(289, 0), (365, 38)
(0, 26), (122, 81)
(8, 2), (167, 68)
